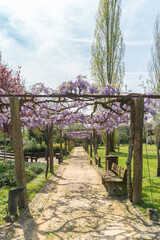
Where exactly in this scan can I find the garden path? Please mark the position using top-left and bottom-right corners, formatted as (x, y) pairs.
(4, 147), (160, 240)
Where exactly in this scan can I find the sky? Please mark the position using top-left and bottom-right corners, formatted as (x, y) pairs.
(0, 0), (159, 93)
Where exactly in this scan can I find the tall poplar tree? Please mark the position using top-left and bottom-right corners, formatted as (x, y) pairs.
(148, 14), (160, 176)
(148, 14), (160, 93)
(91, 0), (125, 87)
(91, 0), (125, 154)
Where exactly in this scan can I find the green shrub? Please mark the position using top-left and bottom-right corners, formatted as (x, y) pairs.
(6, 147), (14, 152)
(24, 143), (46, 153)
(25, 169), (36, 183)
(54, 146), (65, 154)
(0, 161), (46, 187)
(0, 162), (15, 173)
(0, 169), (16, 187)
(28, 165), (45, 174)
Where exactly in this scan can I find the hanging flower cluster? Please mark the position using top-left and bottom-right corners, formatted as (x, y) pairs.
(0, 76), (158, 136)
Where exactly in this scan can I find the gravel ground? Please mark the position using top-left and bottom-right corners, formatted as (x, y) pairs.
(2, 147), (160, 240)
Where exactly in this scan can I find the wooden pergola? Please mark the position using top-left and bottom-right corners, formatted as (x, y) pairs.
(2, 92), (159, 207)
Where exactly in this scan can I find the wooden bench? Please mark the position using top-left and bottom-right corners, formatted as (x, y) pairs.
(24, 152), (45, 162)
(101, 163), (127, 196)
(95, 154), (101, 167)
(24, 155), (38, 162)
(0, 151), (39, 162)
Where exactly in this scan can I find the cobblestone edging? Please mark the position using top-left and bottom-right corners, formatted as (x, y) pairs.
(0, 162), (68, 240)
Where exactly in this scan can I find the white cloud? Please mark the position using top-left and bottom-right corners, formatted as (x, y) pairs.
(0, 0), (158, 94)
(0, 0), (98, 90)
(121, 0), (149, 37)
(126, 40), (152, 46)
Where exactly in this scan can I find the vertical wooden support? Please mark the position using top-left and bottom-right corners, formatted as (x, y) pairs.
(86, 137), (89, 153)
(93, 129), (97, 156)
(64, 134), (67, 157)
(105, 132), (110, 171)
(133, 97), (144, 203)
(95, 130), (98, 155)
(68, 137), (70, 152)
(4, 133), (6, 160)
(126, 100), (135, 201)
(60, 128), (63, 160)
(10, 97), (28, 208)
(90, 134), (92, 157)
(45, 126), (49, 178)
(49, 123), (54, 174)
(157, 131), (160, 176)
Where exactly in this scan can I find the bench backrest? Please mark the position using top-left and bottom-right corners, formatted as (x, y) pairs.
(111, 163), (127, 179)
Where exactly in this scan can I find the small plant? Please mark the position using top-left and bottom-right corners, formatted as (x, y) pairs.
(24, 141), (46, 153)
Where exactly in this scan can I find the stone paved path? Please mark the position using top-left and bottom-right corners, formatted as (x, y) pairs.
(3, 147), (160, 239)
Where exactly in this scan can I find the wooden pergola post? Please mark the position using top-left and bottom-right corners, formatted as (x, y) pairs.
(105, 131), (110, 171)
(10, 97), (28, 208)
(126, 100), (135, 201)
(86, 137), (89, 153)
(94, 129), (98, 156)
(90, 134), (92, 157)
(157, 130), (160, 176)
(60, 128), (63, 160)
(133, 97), (144, 203)
(64, 134), (67, 157)
(49, 123), (54, 174)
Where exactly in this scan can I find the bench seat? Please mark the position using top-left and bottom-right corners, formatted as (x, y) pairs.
(100, 163), (127, 196)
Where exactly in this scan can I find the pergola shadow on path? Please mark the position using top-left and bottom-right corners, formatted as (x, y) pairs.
(4, 147), (159, 240)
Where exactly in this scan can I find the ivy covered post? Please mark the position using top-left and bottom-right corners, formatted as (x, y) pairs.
(10, 97), (28, 208)
(49, 123), (54, 174)
(133, 97), (144, 203)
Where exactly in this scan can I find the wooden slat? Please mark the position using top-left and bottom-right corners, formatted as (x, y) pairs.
(111, 163), (127, 178)
(102, 170), (123, 183)
(0, 154), (15, 159)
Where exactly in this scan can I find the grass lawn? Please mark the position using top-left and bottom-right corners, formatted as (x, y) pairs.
(0, 163), (59, 225)
(96, 144), (160, 216)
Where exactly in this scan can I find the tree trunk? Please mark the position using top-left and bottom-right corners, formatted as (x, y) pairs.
(10, 97), (28, 208)
(105, 131), (110, 171)
(133, 97), (144, 203)
(126, 101), (135, 201)
(49, 124), (54, 174)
